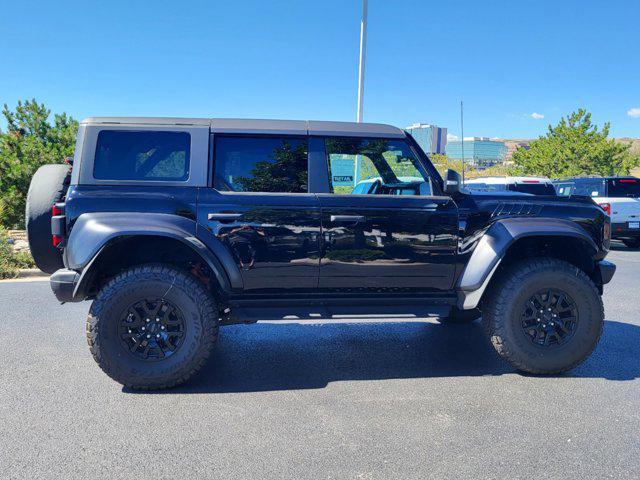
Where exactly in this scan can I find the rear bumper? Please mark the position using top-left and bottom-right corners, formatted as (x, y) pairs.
(597, 260), (616, 285)
(50, 268), (80, 303)
(612, 222), (640, 239)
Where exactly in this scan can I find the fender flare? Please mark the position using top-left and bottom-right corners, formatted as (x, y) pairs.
(456, 217), (598, 309)
(65, 212), (242, 299)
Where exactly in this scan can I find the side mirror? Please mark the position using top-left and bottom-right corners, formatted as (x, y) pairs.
(443, 169), (461, 194)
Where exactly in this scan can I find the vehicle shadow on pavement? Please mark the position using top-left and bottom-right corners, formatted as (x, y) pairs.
(126, 319), (640, 394)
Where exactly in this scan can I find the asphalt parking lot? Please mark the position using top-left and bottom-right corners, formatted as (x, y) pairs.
(1, 245), (639, 480)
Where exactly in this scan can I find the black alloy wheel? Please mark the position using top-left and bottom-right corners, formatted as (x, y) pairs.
(521, 288), (578, 347)
(118, 298), (186, 361)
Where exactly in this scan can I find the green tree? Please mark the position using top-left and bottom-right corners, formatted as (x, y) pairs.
(0, 99), (78, 228)
(512, 109), (639, 178)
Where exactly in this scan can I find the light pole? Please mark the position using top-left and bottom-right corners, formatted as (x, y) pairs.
(460, 100), (465, 183)
(356, 0), (367, 123)
(354, 0), (367, 186)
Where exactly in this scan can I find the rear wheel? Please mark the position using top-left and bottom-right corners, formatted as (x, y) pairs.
(26, 164), (71, 273)
(483, 258), (603, 374)
(622, 238), (640, 249)
(86, 265), (219, 389)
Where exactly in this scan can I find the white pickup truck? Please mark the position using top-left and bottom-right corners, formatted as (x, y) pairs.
(554, 177), (640, 248)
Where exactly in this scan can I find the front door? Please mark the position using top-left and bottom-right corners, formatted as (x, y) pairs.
(198, 135), (321, 293)
(316, 136), (458, 293)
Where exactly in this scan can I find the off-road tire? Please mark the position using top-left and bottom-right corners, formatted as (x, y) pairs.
(622, 238), (640, 249)
(437, 307), (482, 324)
(483, 257), (603, 374)
(86, 265), (219, 390)
(25, 164), (71, 273)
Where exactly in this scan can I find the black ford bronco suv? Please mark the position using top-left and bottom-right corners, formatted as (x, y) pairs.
(26, 117), (616, 389)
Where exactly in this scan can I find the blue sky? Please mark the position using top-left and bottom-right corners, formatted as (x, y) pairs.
(1, 0), (639, 139)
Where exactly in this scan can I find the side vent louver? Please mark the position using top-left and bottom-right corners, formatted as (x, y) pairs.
(492, 203), (543, 218)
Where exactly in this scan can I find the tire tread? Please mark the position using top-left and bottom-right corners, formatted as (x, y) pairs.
(86, 264), (218, 390)
(483, 257), (604, 374)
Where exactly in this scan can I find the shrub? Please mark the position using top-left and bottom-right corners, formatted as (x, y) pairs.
(0, 230), (36, 278)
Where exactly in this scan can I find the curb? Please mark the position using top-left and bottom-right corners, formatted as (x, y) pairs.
(14, 269), (48, 279)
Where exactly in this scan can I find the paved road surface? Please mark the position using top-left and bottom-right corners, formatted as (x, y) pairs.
(1, 246), (639, 479)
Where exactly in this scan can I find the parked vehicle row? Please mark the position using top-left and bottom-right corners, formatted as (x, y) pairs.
(464, 176), (557, 196)
(463, 175), (640, 249)
(554, 177), (640, 248)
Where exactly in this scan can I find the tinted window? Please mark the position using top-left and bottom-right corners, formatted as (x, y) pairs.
(214, 137), (308, 193)
(554, 183), (573, 196)
(508, 183), (556, 195)
(94, 130), (190, 181)
(572, 179), (605, 197)
(607, 178), (640, 198)
(325, 138), (429, 195)
(465, 183), (506, 192)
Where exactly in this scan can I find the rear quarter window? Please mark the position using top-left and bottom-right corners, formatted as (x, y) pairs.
(93, 130), (190, 181)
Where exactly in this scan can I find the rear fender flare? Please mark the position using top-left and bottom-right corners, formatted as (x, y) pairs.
(66, 213), (242, 298)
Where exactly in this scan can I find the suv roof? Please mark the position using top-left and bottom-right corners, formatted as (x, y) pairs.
(80, 117), (406, 138)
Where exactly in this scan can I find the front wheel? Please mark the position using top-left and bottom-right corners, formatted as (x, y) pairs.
(86, 265), (219, 390)
(483, 258), (603, 374)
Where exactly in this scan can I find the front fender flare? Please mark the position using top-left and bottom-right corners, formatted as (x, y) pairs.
(457, 217), (598, 309)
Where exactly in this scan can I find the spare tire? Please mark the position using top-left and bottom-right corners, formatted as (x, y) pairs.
(26, 164), (71, 274)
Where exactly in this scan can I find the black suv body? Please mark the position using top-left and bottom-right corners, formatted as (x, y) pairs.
(27, 117), (615, 389)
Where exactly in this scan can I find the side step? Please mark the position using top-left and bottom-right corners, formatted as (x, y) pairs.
(221, 304), (450, 325)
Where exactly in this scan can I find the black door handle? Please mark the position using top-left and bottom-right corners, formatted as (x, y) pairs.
(330, 215), (366, 223)
(208, 213), (243, 222)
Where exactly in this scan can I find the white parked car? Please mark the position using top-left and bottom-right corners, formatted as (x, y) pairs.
(554, 177), (640, 248)
(464, 176), (557, 195)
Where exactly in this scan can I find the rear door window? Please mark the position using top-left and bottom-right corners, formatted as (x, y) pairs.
(213, 136), (308, 193)
(94, 130), (190, 181)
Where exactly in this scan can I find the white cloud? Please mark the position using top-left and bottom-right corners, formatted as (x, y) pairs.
(447, 133), (459, 141)
(627, 108), (640, 118)
(530, 112), (545, 120)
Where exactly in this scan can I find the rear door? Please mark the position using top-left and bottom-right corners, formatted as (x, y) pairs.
(315, 136), (459, 293)
(197, 135), (321, 293)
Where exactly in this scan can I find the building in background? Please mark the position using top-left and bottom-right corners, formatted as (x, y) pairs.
(446, 137), (507, 168)
(405, 123), (447, 155)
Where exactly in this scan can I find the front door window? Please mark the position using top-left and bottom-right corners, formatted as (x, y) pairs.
(326, 138), (432, 196)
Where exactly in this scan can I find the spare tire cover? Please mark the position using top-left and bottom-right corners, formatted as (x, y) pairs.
(25, 164), (71, 274)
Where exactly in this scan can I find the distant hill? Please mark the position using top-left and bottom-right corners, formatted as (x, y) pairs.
(495, 137), (640, 163)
